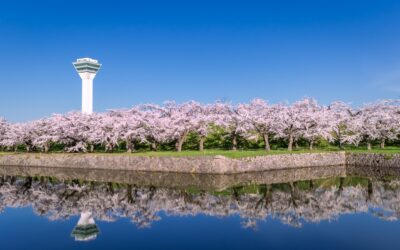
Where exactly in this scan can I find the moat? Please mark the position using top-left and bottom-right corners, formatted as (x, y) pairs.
(0, 165), (400, 249)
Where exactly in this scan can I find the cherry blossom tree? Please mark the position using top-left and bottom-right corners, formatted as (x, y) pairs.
(140, 104), (171, 151)
(394, 101), (400, 145)
(212, 102), (250, 150)
(0, 118), (8, 149)
(296, 99), (332, 150)
(190, 103), (214, 151)
(96, 113), (121, 152)
(350, 100), (400, 150)
(327, 101), (355, 149)
(31, 118), (59, 152)
(162, 101), (200, 152)
(238, 99), (278, 151)
(0, 98), (398, 153)
(2, 122), (36, 152)
(0, 123), (19, 151)
(354, 104), (379, 150)
(108, 108), (146, 153)
(273, 101), (305, 151)
(372, 100), (400, 149)
(50, 112), (97, 152)
(83, 114), (105, 152)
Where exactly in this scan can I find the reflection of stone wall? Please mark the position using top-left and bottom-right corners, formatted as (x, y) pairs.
(0, 165), (347, 191)
(0, 152), (346, 174)
(0, 152), (398, 173)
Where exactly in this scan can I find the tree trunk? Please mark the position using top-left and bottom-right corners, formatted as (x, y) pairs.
(176, 131), (188, 152)
(90, 144), (94, 153)
(338, 177), (344, 195)
(295, 141), (299, 149)
(338, 130), (344, 150)
(127, 185), (133, 204)
(44, 142), (49, 153)
(177, 139), (184, 152)
(232, 133), (238, 151)
(309, 140), (314, 150)
(367, 141), (372, 150)
(288, 134), (293, 151)
(367, 178), (373, 201)
(151, 142), (157, 151)
(126, 139), (135, 153)
(380, 139), (385, 149)
(263, 133), (271, 151)
(108, 143), (114, 152)
(199, 136), (205, 152)
(289, 182), (298, 207)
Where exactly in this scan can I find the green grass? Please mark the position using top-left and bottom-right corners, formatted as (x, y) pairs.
(85, 146), (400, 158)
(342, 146), (400, 154)
(107, 148), (341, 158)
(0, 146), (399, 158)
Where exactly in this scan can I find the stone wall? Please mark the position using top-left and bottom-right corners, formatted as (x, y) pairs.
(0, 152), (398, 174)
(346, 153), (400, 168)
(0, 152), (345, 174)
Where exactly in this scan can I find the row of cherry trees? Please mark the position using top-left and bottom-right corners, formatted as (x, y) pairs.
(0, 98), (399, 153)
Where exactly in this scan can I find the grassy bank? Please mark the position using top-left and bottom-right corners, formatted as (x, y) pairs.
(1, 146), (399, 159)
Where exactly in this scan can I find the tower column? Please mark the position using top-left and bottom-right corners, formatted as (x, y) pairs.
(81, 73), (95, 114)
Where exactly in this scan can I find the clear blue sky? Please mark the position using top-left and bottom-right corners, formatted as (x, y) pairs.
(1, 0), (400, 121)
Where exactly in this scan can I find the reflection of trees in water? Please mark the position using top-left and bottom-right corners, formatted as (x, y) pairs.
(0, 175), (400, 230)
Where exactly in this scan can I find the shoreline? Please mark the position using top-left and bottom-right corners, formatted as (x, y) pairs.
(0, 152), (398, 174)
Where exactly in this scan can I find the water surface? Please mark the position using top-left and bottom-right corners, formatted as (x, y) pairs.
(0, 165), (399, 249)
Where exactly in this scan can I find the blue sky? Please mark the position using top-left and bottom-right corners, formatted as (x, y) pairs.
(1, 0), (400, 121)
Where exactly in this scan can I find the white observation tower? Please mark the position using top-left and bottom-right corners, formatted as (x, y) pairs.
(73, 58), (101, 114)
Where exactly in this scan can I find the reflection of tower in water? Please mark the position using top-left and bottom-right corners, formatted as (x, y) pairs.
(71, 211), (100, 241)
